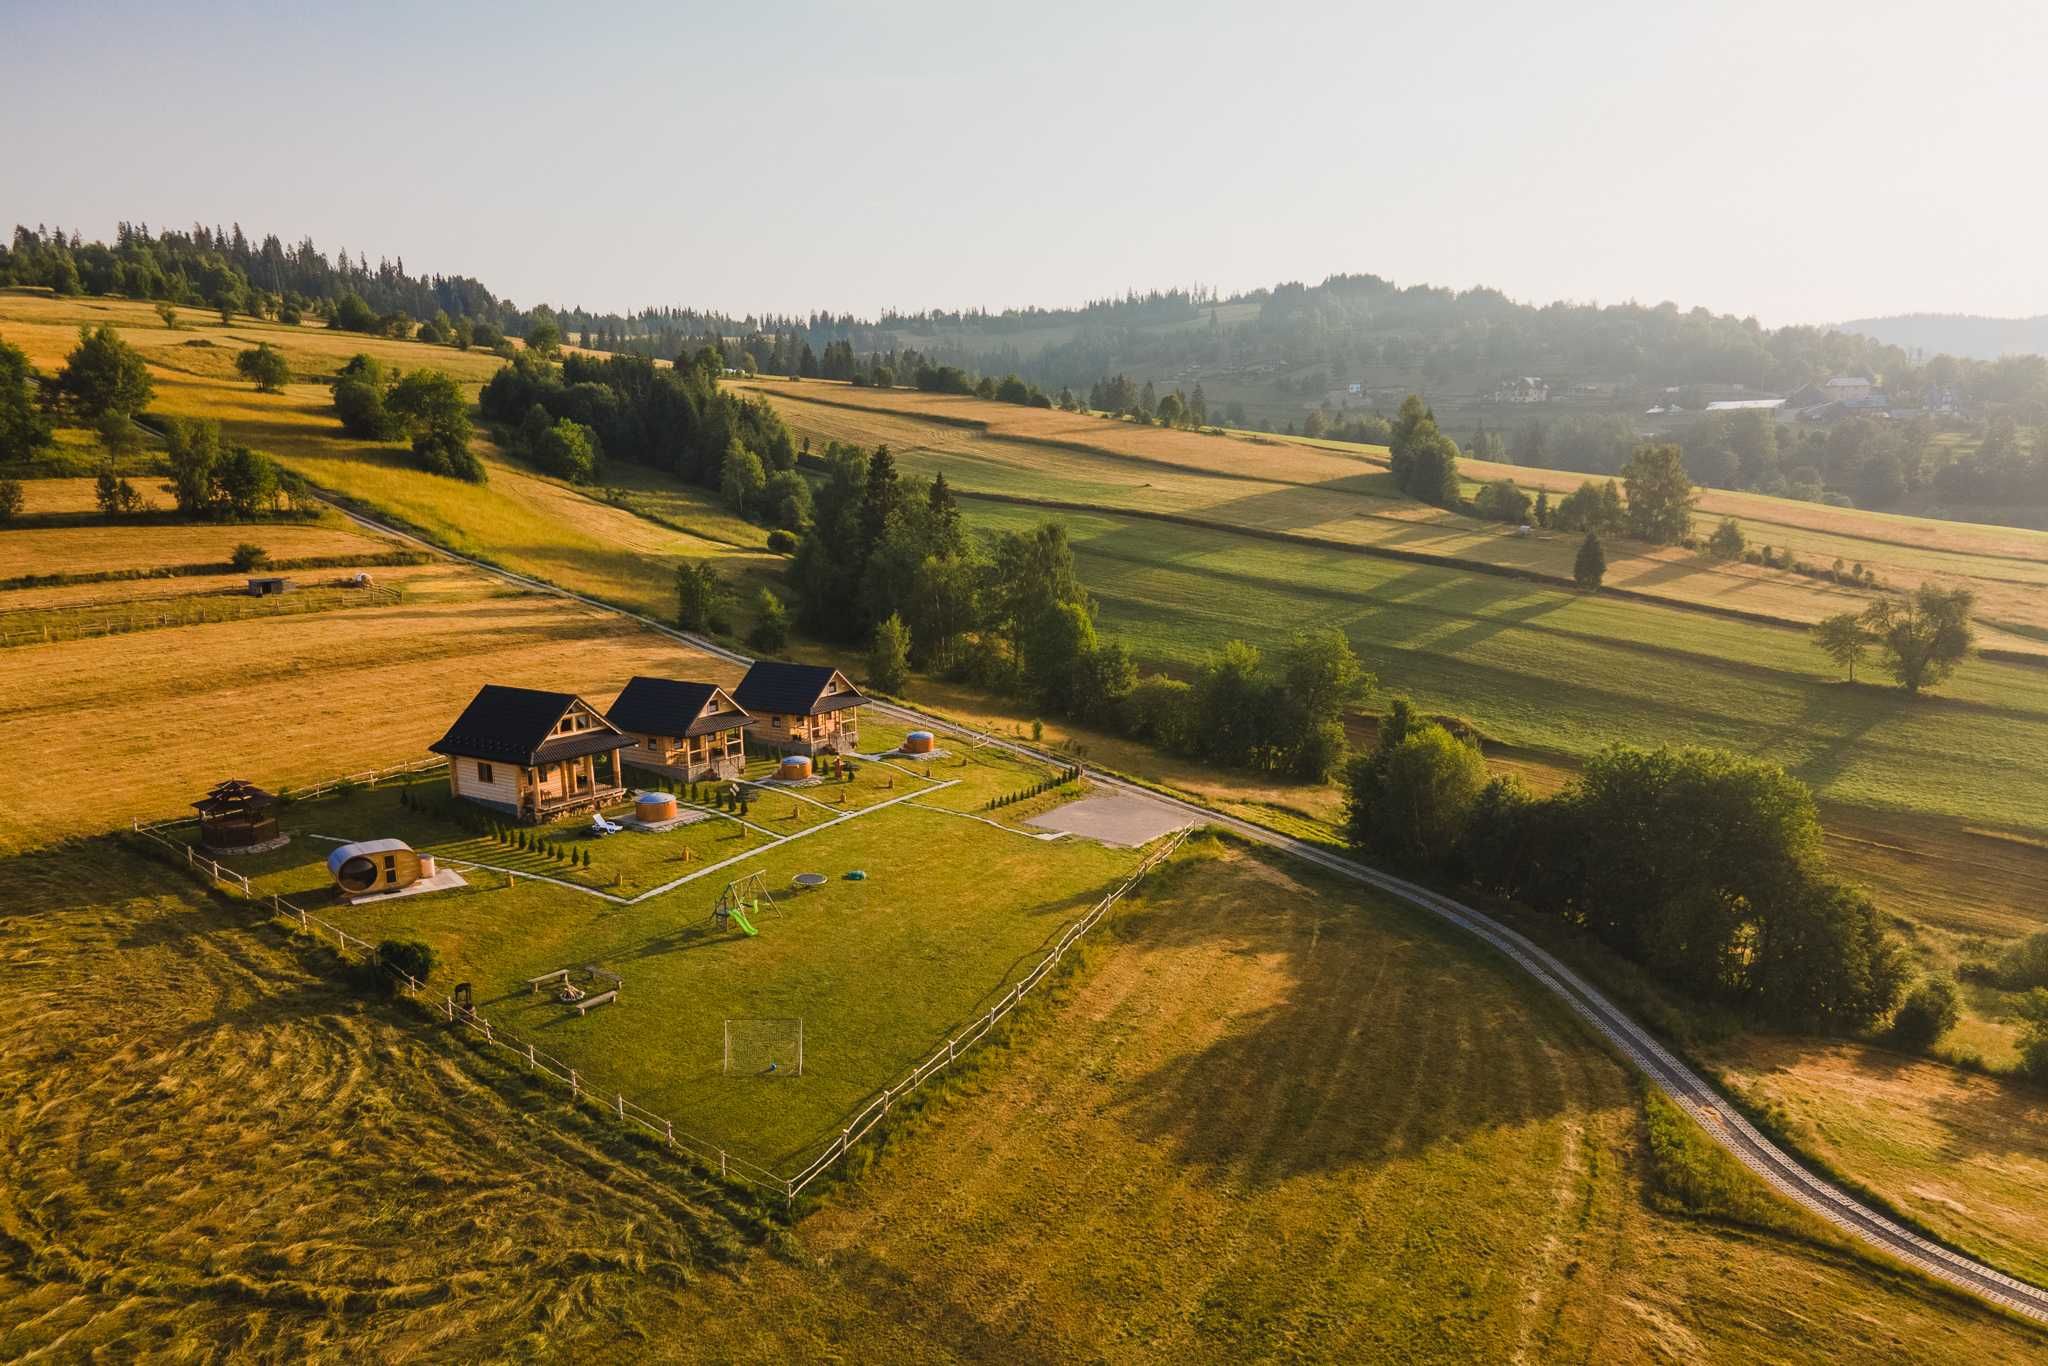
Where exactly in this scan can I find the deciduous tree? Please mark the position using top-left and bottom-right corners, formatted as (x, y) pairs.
(54, 324), (153, 419)
(1812, 612), (1871, 681)
(868, 611), (911, 692)
(1622, 443), (1696, 544)
(235, 342), (289, 393)
(1861, 587), (1973, 694)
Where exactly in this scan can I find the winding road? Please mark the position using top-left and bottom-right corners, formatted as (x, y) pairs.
(327, 495), (2048, 1326)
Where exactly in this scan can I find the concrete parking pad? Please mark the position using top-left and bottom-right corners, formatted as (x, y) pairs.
(1026, 792), (1193, 848)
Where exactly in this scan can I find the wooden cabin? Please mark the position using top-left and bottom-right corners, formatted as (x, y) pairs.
(246, 576), (291, 597)
(429, 684), (629, 823)
(604, 676), (750, 782)
(731, 662), (866, 756)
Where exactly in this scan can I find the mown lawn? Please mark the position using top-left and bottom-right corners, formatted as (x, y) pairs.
(202, 774), (1141, 1169)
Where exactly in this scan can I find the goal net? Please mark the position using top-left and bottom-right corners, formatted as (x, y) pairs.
(723, 1018), (804, 1076)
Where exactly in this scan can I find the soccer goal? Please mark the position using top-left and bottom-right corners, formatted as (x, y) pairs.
(724, 1017), (804, 1076)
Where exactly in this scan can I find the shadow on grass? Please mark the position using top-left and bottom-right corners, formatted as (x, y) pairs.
(1101, 856), (1582, 1187)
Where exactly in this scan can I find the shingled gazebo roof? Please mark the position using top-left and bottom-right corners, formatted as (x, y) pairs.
(194, 779), (277, 818)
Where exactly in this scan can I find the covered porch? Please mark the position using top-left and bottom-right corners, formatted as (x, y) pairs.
(518, 751), (627, 822)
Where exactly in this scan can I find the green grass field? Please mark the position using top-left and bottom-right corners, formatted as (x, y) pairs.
(960, 500), (2048, 837)
(180, 744), (1138, 1169)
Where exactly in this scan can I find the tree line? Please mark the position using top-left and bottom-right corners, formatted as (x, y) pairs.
(679, 441), (1369, 783)
(479, 348), (796, 509)
(1346, 713), (1910, 1032)
(2, 222), (515, 335)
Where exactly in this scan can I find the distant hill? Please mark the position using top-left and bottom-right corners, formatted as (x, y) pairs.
(1838, 313), (2048, 361)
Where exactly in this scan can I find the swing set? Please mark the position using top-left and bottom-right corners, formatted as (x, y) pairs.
(711, 871), (779, 937)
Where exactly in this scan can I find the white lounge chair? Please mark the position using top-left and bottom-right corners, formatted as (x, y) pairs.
(591, 813), (623, 836)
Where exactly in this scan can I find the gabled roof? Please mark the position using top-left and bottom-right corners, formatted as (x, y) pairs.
(732, 661), (866, 716)
(605, 676), (750, 737)
(429, 684), (625, 766)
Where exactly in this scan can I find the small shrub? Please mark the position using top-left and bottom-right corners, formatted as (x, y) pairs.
(1888, 976), (1960, 1052)
(1997, 931), (2048, 990)
(230, 543), (269, 572)
(376, 938), (436, 994)
(766, 528), (798, 554)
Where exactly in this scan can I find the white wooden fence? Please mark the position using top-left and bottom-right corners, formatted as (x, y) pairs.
(130, 791), (1188, 1208)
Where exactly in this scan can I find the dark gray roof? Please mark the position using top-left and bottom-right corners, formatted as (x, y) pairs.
(732, 662), (866, 716)
(429, 684), (625, 766)
(605, 676), (749, 738)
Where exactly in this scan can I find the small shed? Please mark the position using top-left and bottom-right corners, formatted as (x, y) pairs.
(327, 839), (426, 896)
(247, 576), (291, 597)
(194, 779), (281, 851)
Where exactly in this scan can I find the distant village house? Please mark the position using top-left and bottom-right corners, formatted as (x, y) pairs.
(1492, 376), (1549, 403)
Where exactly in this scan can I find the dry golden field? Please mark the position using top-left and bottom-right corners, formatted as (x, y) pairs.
(6, 834), (2038, 1360)
(735, 378), (2048, 653)
(673, 845), (2045, 1363)
(1711, 1038), (2048, 1289)
(0, 550), (735, 852)
(0, 290), (775, 622)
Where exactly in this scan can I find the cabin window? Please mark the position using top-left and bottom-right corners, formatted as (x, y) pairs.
(382, 855), (396, 875)
(477, 762), (494, 784)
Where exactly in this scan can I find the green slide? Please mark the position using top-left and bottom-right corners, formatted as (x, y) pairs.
(728, 903), (759, 936)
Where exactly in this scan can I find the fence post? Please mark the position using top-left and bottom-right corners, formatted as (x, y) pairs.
(570, 1069), (580, 1100)
(482, 1019), (493, 1044)
(947, 1037), (955, 1063)
(616, 1092), (625, 1120)
(527, 1043), (537, 1067)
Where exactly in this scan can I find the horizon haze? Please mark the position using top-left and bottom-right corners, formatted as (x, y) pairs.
(4, 0), (2045, 326)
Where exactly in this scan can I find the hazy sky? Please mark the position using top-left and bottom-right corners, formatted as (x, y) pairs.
(4, 1), (2044, 324)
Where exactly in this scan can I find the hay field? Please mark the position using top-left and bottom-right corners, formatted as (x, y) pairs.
(0, 517), (400, 579)
(674, 844), (2046, 1363)
(0, 290), (773, 622)
(11, 475), (167, 514)
(0, 569), (727, 852)
(1711, 1038), (2048, 1289)
(0, 839), (772, 1359)
(737, 379), (2048, 651)
(7, 834), (2038, 1359)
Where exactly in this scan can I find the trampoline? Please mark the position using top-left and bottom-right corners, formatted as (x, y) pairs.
(791, 872), (828, 891)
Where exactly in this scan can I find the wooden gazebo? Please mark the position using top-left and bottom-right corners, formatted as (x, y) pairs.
(194, 779), (282, 851)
